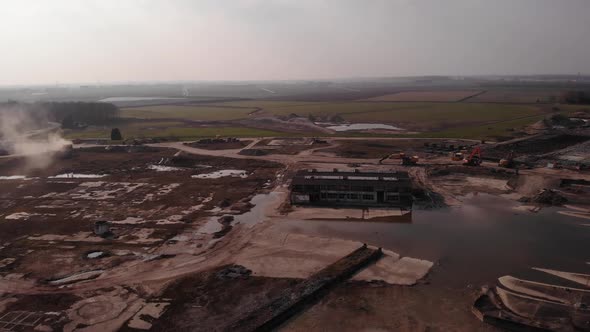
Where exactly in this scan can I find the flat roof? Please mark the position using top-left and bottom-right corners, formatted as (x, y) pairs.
(294, 170), (410, 178)
(292, 170), (411, 186)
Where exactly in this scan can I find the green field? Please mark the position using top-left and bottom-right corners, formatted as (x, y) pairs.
(69, 99), (587, 141)
(209, 100), (320, 109)
(64, 121), (290, 141)
(339, 103), (541, 130)
(120, 105), (257, 121)
(213, 100), (546, 133)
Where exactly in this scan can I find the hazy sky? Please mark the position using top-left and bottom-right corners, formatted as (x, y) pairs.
(1, 0), (589, 84)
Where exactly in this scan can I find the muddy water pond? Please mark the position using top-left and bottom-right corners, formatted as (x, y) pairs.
(278, 194), (590, 288)
(326, 123), (403, 131)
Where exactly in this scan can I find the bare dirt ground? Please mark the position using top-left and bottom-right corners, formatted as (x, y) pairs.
(283, 282), (499, 332)
(0, 147), (285, 330)
(2, 128), (590, 331)
(250, 138), (328, 155)
(185, 139), (252, 150)
(322, 138), (475, 159)
(146, 267), (297, 332)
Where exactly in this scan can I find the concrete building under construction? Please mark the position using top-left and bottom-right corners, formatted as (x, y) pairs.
(290, 169), (413, 209)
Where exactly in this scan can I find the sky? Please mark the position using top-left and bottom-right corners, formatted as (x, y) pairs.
(1, 0), (589, 85)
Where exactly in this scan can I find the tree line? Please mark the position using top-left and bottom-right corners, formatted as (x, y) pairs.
(0, 101), (120, 129)
(560, 90), (590, 104)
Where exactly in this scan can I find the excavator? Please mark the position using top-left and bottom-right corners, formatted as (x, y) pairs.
(399, 152), (419, 166)
(451, 152), (464, 161)
(463, 147), (482, 166)
(498, 151), (515, 168)
(379, 152), (419, 165)
(450, 147), (469, 161)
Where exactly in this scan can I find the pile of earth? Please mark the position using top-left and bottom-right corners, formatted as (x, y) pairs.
(239, 149), (269, 156)
(518, 189), (568, 205)
(216, 265), (252, 280)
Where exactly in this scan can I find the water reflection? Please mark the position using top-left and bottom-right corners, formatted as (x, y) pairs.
(278, 194), (590, 287)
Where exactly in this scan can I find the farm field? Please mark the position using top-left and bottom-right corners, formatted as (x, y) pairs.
(211, 100), (543, 123)
(67, 90), (589, 141)
(338, 103), (542, 130)
(410, 115), (548, 139)
(467, 88), (562, 103)
(362, 90), (483, 102)
(120, 105), (257, 121)
(221, 100), (546, 133)
(64, 122), (289, 140)
(207, 100), (320, 109)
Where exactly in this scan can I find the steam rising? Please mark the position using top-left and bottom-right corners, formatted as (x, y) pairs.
(0, 103), (71, 169)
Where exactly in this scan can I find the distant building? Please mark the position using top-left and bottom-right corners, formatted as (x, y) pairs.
(290, 169), (413, 209)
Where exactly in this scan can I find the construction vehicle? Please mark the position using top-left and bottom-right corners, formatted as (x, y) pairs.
(498, 151), (515, 168)
(399, 152), (419, 166)
(463, 147), (482, 166)
(451, 152), (464, 161)
(378, 152), (419, 165)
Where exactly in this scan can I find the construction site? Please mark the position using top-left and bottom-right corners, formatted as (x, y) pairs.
(0, 114), (588, 331)
(5, 0), (590, 328)
(1, 73), (590, 332)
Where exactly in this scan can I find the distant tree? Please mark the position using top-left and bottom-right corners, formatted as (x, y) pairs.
(61, 114), (74, 129)
(560, 90), (590, 104)
(308, 113), (316, 122)
(111, 128), (123, 140)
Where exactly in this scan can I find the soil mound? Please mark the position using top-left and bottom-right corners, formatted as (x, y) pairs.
(239, 149), (269, 156)
(519, 189), (568, 205)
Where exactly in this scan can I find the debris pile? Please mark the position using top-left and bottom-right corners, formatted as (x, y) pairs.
(519, 189), (568, 205)
(239, 149), (269, 156)
(216, 265), (252, 280)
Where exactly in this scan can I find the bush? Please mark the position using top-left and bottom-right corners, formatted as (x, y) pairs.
(111, 128), (123, 140)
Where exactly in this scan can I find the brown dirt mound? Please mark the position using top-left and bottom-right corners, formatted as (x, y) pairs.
(519, 189), (568, 205)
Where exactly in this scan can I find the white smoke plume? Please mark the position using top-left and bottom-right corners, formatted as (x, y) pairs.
(0, 103), (72, 169)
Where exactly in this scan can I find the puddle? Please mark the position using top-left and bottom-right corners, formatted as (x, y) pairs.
(234, 192), (282, 227)
(157, 183), (180, 196)
(71, 182), (145, 200)
(278, 194), (590, 288)
(48, 270), (104, 285)
(5, 212), (40, 220)
(326, 123), (403, 131)
(192, 170), (248, 179)
(99, 97), (186, 102)
(111, 217), (145, 224)
(148, 165), (185, 172)
(49, 173), (107, 179)
(87, 251), (105, 259)
(198, 192), (281, 235)
(0, 175), (32, 180)
(197, 217), (224, 234)
(156, 215), (183, 225)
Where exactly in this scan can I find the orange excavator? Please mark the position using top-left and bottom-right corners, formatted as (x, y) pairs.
(463, 147), (482, 166)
